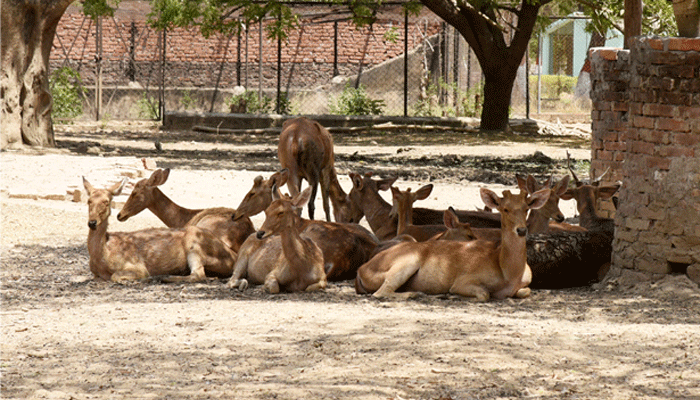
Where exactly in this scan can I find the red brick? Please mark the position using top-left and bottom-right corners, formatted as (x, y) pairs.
(657, 118), (689, 132)
(675, 133), (700, 147)
(631, 141), (655, 155)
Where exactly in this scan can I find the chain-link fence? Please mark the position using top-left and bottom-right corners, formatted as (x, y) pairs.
(50, 2), (595, 123)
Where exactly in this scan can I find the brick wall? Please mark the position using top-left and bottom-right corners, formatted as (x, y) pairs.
(51, 2), (442, 89)
(590, 37), (700, 286)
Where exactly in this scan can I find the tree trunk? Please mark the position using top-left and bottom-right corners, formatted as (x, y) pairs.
(420, 0), (544, 132)
(1, 0), (74, 150)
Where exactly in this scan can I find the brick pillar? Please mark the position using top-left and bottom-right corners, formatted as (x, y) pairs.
(591, 37), (700, 285)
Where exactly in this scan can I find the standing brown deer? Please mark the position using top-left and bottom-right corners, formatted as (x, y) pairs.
(355, 187), (550, 301)
(84, 177), (237, 283)
(116, 168), (255, 253)
(278, 117), (335, 221)
(228, 187), (327, 293)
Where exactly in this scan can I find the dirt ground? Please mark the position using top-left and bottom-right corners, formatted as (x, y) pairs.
(2, 121), (700, 400)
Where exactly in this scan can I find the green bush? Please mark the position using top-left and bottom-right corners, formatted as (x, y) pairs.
(413, 77), (483, 118)
(136, 93), (159, 119)
(50, 66), (86, 119)
(328, 83), (385, 116)
(529, 75), (578, 99)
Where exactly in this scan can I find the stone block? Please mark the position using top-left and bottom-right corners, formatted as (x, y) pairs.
(688, 264), (700, 286)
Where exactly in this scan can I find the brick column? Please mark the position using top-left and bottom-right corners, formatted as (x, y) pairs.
(591, 37), (700, 285)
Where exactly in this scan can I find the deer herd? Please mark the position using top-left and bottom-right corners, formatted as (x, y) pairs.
(83, 117), (620, 301)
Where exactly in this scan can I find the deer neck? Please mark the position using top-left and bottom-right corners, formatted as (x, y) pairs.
(280, 215), (312, 266)
(396, 203), (412, 236)
(149, 188), (202, 228)
(577, 196), (601, 230)
(526, 210), (550, 234)
(87, 218), (110, 279)
(362, 191), (396, 238)
(498, 229), (528, 282)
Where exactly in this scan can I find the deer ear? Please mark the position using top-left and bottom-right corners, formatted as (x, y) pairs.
(555, 175), (571, 196)
(443, 206), (459, 229)
(415, 184), (433, 200)
(148, 168), (170, 187)
(526, 175), (538, 193)
(597, 183), (621, 199)
(515, 174), (528, 192)
(82, 177), (94, 195)
(560, 187), (576, 201)
(107, 179), (127, 197)
(527, 188), (551, 210)
(378, 177), (398, 191)
(350, 173), (364, 190)
(271, 182), (281, 201)
(294, 187), (313, 208)
(253, 175), (264, 186)
(390, 186), (401, 199)
(480, 188), (501, 210)
(274, 169), (290, 187)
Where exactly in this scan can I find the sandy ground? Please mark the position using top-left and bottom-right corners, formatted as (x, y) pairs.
(1, 123), (700, 400)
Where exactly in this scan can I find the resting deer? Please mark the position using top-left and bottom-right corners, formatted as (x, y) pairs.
(233, 169), (290, 220)
(347, 172), (500, 241)
(561, 152), (621, 233)
(116, 168), (255, 253)
(391, 184), (450, 241)
(278, 116), (336, 221)
(355, 187), (550, 301)
(84, 177), (237, 283)
(514, 174), (586, 233)
(233, 168), (360, 224)
(230, 180), (377, 283)
(227, 187), (327, 293)
(428, 207), (477, 241)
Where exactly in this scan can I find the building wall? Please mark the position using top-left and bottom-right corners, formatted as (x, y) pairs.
(590, 37), (700, 286)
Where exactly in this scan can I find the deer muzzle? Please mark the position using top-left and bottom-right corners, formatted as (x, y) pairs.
(516, 227), (528, 237)
(88, 220), (97, 230)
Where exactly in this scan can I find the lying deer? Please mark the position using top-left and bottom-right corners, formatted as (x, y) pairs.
(233, 169), (290, 220)
(278, 116), (335, 221)
(232, 175), (377, 281)
(391, 184), (451, 241)
(347, 172), (500, 241)
(84, 177), (237, 283)
(514, 174), (587, 233)
(116, 168), (255, 253)
(233, 168), (360, 224)
(227, 187), (327, 293)
(561, 152), (621, 233)
(355, 187), (550, 301)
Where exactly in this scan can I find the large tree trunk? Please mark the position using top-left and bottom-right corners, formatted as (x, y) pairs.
(420, 0), (545, 132)
(1, 0), (74, 149)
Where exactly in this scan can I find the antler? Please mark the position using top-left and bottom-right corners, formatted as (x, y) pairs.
(592, 167), (611, 186)
(566, 150), (581, 187)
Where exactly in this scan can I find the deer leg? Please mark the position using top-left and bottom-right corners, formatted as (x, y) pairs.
(263, 273), (281, 294)
(110, 263), (150, 283)
(449, 280), (491, 302)
(162, 252), (207, 283)
(372, 261), (421, 299)
(304, 278), (327, 292)
(320, 169), (332, 222)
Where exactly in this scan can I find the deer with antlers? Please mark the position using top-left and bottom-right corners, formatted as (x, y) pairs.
(355, 187), (550, 301)
(116, 168), (255, 253)
(562, 151), (620, 233)
(84, 178), (237, 283)
(228, 187), (327, 293)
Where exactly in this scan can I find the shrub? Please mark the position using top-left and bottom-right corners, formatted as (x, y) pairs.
(328, 83), (385, 116)
(50, 66), (86, 119)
